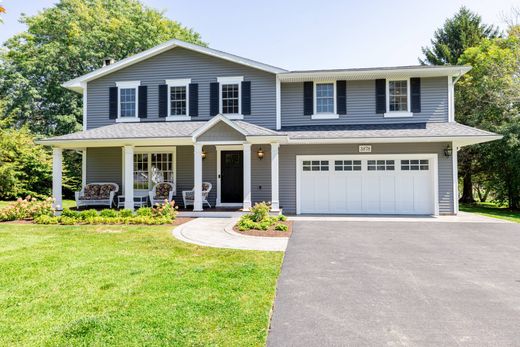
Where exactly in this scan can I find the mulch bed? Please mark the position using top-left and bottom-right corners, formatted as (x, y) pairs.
(1, 217), (194, 226)
(233, 220), (293, 238)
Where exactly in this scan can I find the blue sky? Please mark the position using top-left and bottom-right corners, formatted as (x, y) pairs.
(0, 0), (516, 70)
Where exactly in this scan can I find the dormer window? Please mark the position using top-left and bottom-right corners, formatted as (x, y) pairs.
(385, 79), (412, 117)
(165, 79), (191, 121)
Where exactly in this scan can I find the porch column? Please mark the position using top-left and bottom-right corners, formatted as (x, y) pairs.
(52, 147), (63, 211)
(271, 143), (280, 212)
(123, 145), (134, 211)
(243, 143), (252, 211)
(193, 143), (203, 211)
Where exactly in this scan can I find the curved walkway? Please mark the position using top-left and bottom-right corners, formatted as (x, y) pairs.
(173, 218), (288, 251)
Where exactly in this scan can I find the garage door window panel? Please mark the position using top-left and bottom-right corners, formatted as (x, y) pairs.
(368, 160), (395, 171)
(303, 160), (329, 171)
(401, 159), (429, 171)
(335, 160), (361, 171)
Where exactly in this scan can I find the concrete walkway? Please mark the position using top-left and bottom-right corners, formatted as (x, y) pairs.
(172, 218), (288, 251)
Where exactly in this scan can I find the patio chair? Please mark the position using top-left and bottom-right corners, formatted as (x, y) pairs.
(75, 182), (119, 208)
(149, 182), (176, 206)
(182, 182), (212, 208)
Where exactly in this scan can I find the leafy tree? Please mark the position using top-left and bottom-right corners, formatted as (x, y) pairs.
(420, 6), (499, 65)
(456, 33), (520, 207)
(0, 0), (205, 136)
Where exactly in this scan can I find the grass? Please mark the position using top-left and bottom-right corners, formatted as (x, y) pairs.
(460, 202), (520, 223)
(0, 199), (76, 209)
(0, 224), (283, 346)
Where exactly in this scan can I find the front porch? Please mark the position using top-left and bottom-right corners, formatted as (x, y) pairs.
(48, 116), (283, 214)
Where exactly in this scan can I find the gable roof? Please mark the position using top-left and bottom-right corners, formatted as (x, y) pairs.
(63, 39), (288, 93)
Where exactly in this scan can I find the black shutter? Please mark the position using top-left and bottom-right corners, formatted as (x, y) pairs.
(241, 81), (251, 115)
(138, 86), (147, 118)
(375, 79), (386, 114)
(410, 78), (421, 113)
(189, 83), (198, 117)
(158, 84), (168, 117)
(337, 80), (347, 115)
(109, 87), (118, 119)
(210, 82), (219, 116)
(303, 81), (313, 116)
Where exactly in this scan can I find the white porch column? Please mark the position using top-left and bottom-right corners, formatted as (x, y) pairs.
(193, 144), (203, 211)
(123, 145), (134, 211)
(271, 143), (280, 212)
(243, 143), (252, 211)
(52, 147), (63, 211)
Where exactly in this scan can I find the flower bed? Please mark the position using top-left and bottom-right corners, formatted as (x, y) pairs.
(234, 202), (291, 237)
(0, 197), (179, 225)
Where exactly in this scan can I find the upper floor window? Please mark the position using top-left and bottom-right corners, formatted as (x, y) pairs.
(218, 76), (243, 119)
(316, 83), (334, 113)
(166, 79), (191, 120)
(385, 79), (412, 117)
(116, 81), (140, 120)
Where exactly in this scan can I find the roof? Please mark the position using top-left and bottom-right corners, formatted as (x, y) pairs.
(282, 122), (499, 144)
(63, 39), (288, 93)
(38, 119), (280, 143)
(277, 65), (472, 82)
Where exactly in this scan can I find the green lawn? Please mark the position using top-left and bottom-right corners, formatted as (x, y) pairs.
(0, 224), (283, 346)
(0, 199), (76, 209)
(460, 202), (520, 223)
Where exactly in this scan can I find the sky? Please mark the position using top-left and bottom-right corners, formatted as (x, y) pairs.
(0, 0), (517, 70)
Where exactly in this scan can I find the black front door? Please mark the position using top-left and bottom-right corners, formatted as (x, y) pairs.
(221, 151), (243, 203)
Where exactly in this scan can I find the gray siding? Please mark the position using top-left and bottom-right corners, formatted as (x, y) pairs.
(87, 47), (276, 130)
(251, 144), (272, 203)
(86, 147), (122, 189)
(279, 143), (454, 214)
(197, 122), (246, 142)
(281, 77), (448, 127)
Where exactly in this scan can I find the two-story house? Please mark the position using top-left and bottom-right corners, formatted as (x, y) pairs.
(39, 39), (500, 215)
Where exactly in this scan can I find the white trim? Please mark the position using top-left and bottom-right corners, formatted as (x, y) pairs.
(313, 81), (337, 118)
(166, 78), (191, 120)
(123, 145), (135, 210)
(452, 142), (459, 214)
(275, 76), (281, 130)
(63, 39), (286, 93)
(385, 78), (411, 117)
(243, 143), (252, 210)
(81, 148), (87, 187)
(286, 135), (502, 146)
(193, 144), (203, 211)
(52, 148), (63, 211)
(191, 114), (248, 141)
(271, 143), (280, 211)
(81, 82), (87, 131)
(448, 75), (455, 122)
(218, 76), (243, 118)
(295, 153), (439, 216)
(216, 145), (244, 207)
(116, 81), (141, 120)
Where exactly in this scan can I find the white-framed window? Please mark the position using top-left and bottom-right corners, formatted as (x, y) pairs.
(367, 160), (395, 171)
(385, 79), (412, 118)
(116, 81), (140, 122)
(218, 76), (243, 119)
(165, 79), (191, 121)
(312, 81), (338, 119)
(335, 160), (362, 171)
(302, 160), (329, 171)
(401, 159), (429, 171)
(132, 149), (176, 190)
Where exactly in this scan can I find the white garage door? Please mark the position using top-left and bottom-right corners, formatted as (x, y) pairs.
(298, 155), (437, 215)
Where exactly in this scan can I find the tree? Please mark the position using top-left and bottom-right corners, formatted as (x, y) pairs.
(456, 33), (520, 207)
(0, 0), (204, 136)
(420, 7), (499, 65)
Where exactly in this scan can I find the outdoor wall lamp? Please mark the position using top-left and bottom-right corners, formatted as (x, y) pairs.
(201, 149), (207, 160)
(444, 144), (452, 157)
(257, 147), (264, 160)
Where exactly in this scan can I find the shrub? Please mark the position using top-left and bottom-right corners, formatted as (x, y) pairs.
(136, 207), (153, 217)
(59, 216), (76, 225)
(34, 215), (59, 224)
(119, 209), (133, 218)
(79, 209), (98, 219)
(277, 214), (287, 222)
(100, 209), (118, 218)
(0, 196), (54, 221)
(249, 202), (270, 222)
(275, 224), (288, 232)
(61, 208), (80, 218)
(152, 200), (178, 220)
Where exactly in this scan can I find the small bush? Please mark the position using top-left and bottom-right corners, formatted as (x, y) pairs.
(249, 202), (270, 222)
(100, 209), (118, 218)
(136, 207), (153, 217)
(34, 215), (59, 224)
(61, 208), (80, 218)
(277, 214), (287, 222)
(0, 196), (54, 222)
(59, 216), (76, 225)
(275, 224), (288, 232)
(119, 209), (133, 218)
(79, 209), (98, 219)
(152, 200), (178, 220)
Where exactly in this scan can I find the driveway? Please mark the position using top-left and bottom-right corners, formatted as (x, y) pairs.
(267, 219), (520, 346)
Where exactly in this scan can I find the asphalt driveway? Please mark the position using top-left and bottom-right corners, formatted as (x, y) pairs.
(267, 220), (520, 346)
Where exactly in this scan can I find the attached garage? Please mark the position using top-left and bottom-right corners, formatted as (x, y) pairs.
(296, 154), (438, 215)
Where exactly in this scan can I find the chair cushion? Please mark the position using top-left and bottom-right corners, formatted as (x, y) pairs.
(99, 184), (116, 199)
(155, 183), (172, 199)
(184, 191), (194, 200)
(83, 184), (101, 200)
(202, 182), (210, 191)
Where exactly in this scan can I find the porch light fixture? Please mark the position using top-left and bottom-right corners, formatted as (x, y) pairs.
(444, 144), (452, 157)
(257, 147), (264, 160)
(201, 149), (207, 160)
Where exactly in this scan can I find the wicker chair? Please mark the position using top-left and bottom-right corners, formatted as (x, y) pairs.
(148, 182), (176, 206)
(75, 183), (119, 208)
(182, 182), (212, 208)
